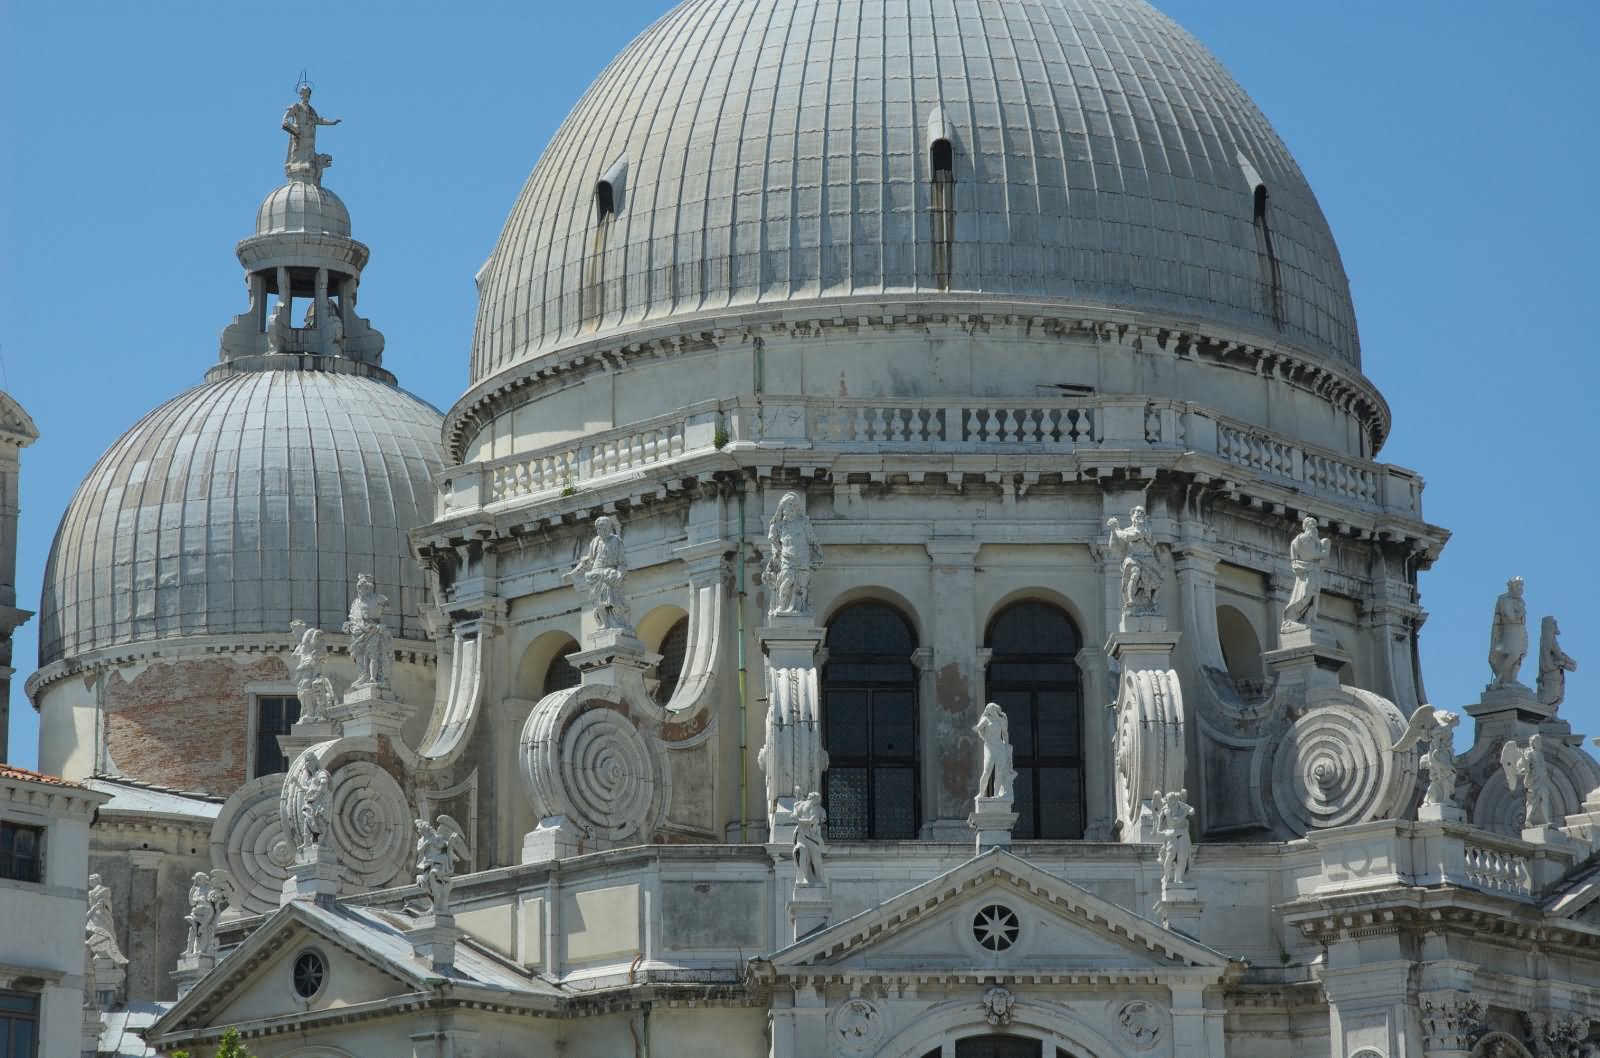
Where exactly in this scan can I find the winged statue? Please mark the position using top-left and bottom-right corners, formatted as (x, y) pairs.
(1390, 705), (1460, 810)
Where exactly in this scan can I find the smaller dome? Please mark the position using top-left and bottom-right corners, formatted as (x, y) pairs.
(256, 181), (351, 237)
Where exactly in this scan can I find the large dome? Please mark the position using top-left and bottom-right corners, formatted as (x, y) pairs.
(472, 0), (1358, 384)
(38, 369), (444, 666)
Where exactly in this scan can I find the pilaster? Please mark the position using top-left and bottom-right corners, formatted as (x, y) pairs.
(125, 847), (163, 1003)
(925, 536), (981, 831)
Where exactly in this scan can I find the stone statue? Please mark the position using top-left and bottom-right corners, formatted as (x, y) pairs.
(183, 872), (228, 959)
(1106, 505), (1161, 616)
(1501, 734), (1554, 829)
(566, 516), (633, 632)
(763, 492), (824, 618)
(1391, 705), (1460, 809)
(343, 573), (393, 690)
(792, 787), (827, 886)
(290, 620), (335, 722)
(85, 874), (128, 966)
(974, 702), (1016, 802)
(414, 815), (470, 915)
(1153, 789), (1194, 887)
(1488, 577), (1528, 688)
(1281, 516), (1331, 632)
(1537, 616), (1578, 707)
(282, 750), (333, 852)
(282, 82), (340, 185)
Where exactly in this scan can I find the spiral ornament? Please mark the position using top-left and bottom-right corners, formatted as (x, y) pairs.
(327, 761), (412, 891)
(522, 691), (668, 846)
(210, 775), (298, 914)
(1270, 689), (1415, 834)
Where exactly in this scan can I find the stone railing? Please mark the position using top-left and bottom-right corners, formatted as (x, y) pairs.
(434, 395), (1425, 520)
(1462, 843), (1533, 898)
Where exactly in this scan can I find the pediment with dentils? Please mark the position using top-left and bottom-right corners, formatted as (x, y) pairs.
(752, 849), (1240, 986)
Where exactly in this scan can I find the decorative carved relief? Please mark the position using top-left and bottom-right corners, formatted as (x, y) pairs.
(1419, 990), (1485, 1053)
(1267, 687), (1416, 833)
(1526, 1011), (1592, 1058)
(832, 998), (885, 1056)
(981, 986), (1015, 1027)
(1472, 1032), (1534, 1058)
(1116, 1000), (1162, 1050)
(522, 694), (668, 846)
(1113, 667), (1186, 839)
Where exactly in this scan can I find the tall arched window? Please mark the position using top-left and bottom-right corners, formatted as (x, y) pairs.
(984, 602), (1085, 839)
(822, 602), (919, 840)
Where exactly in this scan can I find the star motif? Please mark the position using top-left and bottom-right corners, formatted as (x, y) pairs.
(973, 905), (1019, 951)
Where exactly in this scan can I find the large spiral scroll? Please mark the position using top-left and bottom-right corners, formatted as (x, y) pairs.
(1113, 668), (1186, 833)
(1269, 688), (1416, 834)
(210, 775), (297, 915)
(521, 690), (669, 846)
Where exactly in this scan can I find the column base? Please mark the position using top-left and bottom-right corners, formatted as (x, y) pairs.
(407, 912), (459, 971)
(1418, 803), (1466, 823)
(522, 815), (584, 864)
(1155, 881), (1203, 938)
(281, 843), (341, 906)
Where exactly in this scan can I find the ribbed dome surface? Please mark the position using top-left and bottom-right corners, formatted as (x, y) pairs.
(39, 370), (444, 666)
(256, 181), (352, 237)
(473, 0), (1359, 382)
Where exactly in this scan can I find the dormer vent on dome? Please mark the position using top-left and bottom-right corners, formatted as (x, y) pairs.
(215, 85), (389, 382)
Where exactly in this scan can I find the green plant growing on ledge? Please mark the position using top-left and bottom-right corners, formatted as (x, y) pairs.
(172, 1025), (256, 1058)
(713, 427), (729, 449)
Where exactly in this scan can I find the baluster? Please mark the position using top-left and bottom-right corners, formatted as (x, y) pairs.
(965, 408), (981, 442)
(889, 408), (906, 442)
(984, 409), (1001, 442)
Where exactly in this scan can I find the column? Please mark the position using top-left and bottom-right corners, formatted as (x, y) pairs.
(924, 537), (980, 838)
(125, 849), (163, 1002)
(1321, 956), (1419, 1058)
(1075, 644), (1114, 839)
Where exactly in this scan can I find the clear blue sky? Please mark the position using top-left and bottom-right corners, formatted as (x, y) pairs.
(1, 3), (1596, 769)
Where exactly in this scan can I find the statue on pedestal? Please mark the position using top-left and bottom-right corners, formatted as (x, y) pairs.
(1537, 616), (1578, 707)
(764, 492), (824, 618)
(183, 872), (229, 959)
(1153, 789), (1194, 887)
(283, 750), (333, 853)
(290, 620), (335, 722)
(1488, 577), (1528, 688)
(1501, 734), (1554, 829)
(566, 516), (633, 633)
(414, 815), (470, 916)
(1281, 516), (1331, 632)
(974, 703), (1016, 802)
(85, 875), (128, 966)
(792, 788), (827, 886)
(1106, 505), (1161, 617)
(282, 82), (341, 185)
(1391, 705), (1460, 810)
(343, 574), (393, 691)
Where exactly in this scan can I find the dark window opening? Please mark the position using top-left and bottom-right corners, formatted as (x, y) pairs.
(1252, 183), (1283, 327)
(595, 180), (617, 223)
(0, 822), (43, 884)
(655, 617), (690, 704)
(931, 138), (956, 290)
(0, 991), (39, 1058)
(822, 602), (919, 840)
(545, 642), (582, 696)
(984, 602), (1085, 839)
(956, 1036), (1043, 1058)
(254, 695), (301, 778)
(292, 951), (326, 999)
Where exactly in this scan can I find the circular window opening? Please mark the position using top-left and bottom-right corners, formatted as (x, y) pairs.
(292, 950), (326, 999)
(972, 904), (1020, 951)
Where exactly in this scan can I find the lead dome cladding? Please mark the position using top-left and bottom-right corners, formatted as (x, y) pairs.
(472, 0), (1359, 383)
(38, 370), (444, 666)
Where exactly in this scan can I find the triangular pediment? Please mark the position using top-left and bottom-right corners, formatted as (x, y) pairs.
(755, 849), (1235, 984)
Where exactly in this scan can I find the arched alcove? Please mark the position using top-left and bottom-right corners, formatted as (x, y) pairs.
(515, 631), (581, 700)
(1216, 604), (1265, 693)
(636, 604), (691, 703)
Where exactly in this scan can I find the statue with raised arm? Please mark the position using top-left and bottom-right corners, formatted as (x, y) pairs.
(1537, 616), (1578, 707)
(414, 815), (470, 915)
(343, 574), (392, 690)
(1501, 734), (1554, 829)
(282, 749), (332, 853)
(1281, 516), (1331, 632)
(1154, 789), (1194, 887)
(1488, 577), (1529, 688)
(566, 516), (633, 633)
(974, 702), (1016, 803)
(282, 82), (341, 184)
(183, 871), (228, 959)
(290, 620), (335, 722)
(85, 874), (128, 966)
(1105, 505), (1161, 617)
(764, 492), (824, 618)
(1391, 705), (1460, 809)
(792, 787), (827, 886)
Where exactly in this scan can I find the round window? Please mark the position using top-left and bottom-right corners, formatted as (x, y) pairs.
(291, 950), (326, 999)
(972, 904), (1020, 951)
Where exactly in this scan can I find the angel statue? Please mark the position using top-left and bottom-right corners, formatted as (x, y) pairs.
(1390, 705), (1461, 810)
(566, 516), (633, 633)
(1281, 515), (1331, 632)
(792, 788), (827, 887)
(282, 749), (333, 854)
(414, 815), (471, 915)
(763, 492), (824, 618)
(85, 874), (128, 966)
(290, 619), (336, 722)
(974, 702), (1016, 803)
(1501, 734), (1554, 829)
(1105, 505), (1161, 617)
(183, 871), (230, 959)
(1537, 616), (1579, 708)
(1153, 789), (1194, 888)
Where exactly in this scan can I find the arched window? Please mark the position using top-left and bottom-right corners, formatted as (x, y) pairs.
(655, 616), (690, 703)
(544, 642), (581, 696)
(955, 1036), (1044, 1058)
(822, 602), (919, 840)
(984, 602), (1085, 839)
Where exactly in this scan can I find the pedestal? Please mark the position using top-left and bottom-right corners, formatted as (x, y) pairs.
(171, 952), (215, 998)
(1467, 682), (1553, 727)
(407, 912), (458, 971)
(1117, 609), (1167, 635)
(522, 815), (583, 864)
(1264, 625), (1350, 696)
(327, 684), (411, 740)
(789, 882), (831, 942)
(1522, 825), (1575, 850)
(969, 796), (1019, 852)
(571, 633), (660, 700)
(90, 956), (124, 1011)
(1155, 881), (1203, 937)
(1418, 802), (1466, 824)
(281, 843), (340, 906)
(279, 719), (340, 762)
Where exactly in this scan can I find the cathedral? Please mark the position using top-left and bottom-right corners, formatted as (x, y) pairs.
(20, 1), (1600, 1056)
